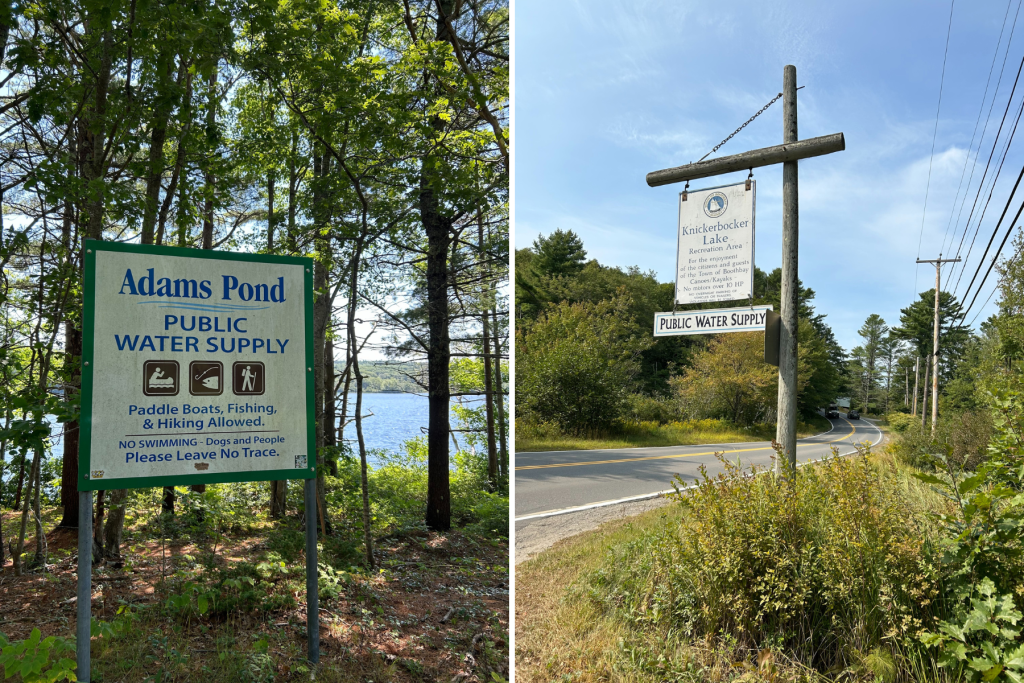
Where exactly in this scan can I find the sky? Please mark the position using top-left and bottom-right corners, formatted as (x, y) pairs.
(514, 0), (1024, 352)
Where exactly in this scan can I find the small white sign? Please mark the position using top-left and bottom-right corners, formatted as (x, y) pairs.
(653, 305), (773, 337)
(676, 181), (755, 305)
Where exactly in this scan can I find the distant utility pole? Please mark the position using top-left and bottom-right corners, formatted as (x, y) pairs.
(921, 355), (930, 428)
(912, 357), (920, 416)
(916, 255), (961, 434)
(904, 366), (909, 407)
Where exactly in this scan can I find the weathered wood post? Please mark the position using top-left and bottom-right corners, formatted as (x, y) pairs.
(645, 65), (846, 478)
(777, 65), (799, 473)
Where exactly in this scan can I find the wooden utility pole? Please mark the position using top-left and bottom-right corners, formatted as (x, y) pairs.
(921, 355), (930, 429)
(905, 366), (909, 406)
(645, 65), (845, 475)
(916, 255), (960, 434)
(912, 357), (919, 416)
(777, 65), (800, 468)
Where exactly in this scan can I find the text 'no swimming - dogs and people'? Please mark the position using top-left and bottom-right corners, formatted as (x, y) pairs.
(81, 243), (314, 490)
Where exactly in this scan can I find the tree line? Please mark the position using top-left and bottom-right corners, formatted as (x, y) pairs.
(515, 229), (844, 435)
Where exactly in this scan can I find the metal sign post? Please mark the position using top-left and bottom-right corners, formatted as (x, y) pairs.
(77, 241), (317, 681)
(646, 65), (845, 474)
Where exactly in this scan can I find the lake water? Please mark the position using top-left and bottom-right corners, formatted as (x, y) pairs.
(344, 392), (430, 455)
(344, 392), (490, 456)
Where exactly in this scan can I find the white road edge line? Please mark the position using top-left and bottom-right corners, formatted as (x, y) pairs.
(513, 418), (883, 523)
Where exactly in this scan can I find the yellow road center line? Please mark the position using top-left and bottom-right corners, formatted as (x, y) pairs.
(515, 422), (860, 471)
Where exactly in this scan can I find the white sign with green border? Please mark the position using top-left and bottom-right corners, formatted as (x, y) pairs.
(80, 241), (315, 491)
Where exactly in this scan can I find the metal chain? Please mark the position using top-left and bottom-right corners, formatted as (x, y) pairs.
(698, 92), (784, 163)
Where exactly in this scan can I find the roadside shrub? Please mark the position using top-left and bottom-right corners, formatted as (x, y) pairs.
(516, 296), (651, 434)
(887, 412), (917, 433)
(586, 449), (940, 673)
(621, 393), (679, 424)
(890, 410), (992, 470)
(915, 387), (1024, 681)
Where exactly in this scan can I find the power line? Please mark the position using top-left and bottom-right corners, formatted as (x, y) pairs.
(916, 0), (957, 297)
(951, 85), (1024, 299)
(948, 50), (1024, 290)
(941, 0), (1019, 257)
(959, 190), (1024, 320)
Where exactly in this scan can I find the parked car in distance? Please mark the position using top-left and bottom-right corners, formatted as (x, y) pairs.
(847, 409), (860, 420)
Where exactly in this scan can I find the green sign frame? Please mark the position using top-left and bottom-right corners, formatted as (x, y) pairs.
(79, 240), (316, 491)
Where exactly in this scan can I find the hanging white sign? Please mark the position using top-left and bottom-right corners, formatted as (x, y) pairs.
(653, 305), (772, 337)
(675, 181), (755, 305)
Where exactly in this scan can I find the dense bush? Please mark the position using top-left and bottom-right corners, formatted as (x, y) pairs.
(887, 412), (917, 433)
(516, 295), (651, 433)
(890, 409), (992, 470)
(586, 450), (940, 673)
(620, 393), (679, 424)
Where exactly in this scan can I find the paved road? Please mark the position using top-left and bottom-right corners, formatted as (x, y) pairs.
(514, 416), (883, 526)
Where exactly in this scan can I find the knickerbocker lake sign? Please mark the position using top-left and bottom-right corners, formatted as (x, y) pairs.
(675, 181), (755, 305)
(80, 241), (315, 491)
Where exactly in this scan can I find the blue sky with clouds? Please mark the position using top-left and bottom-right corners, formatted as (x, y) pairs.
(514, 0), (1024, 351)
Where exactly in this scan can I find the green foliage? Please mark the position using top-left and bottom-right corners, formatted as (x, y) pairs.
(531, 229), (587, 278)
(516, 295), (651, 433)
(317, 563), (352, 601)
(896, 289), (973, 379)
(465, 491), (508, 539)
(0, 628), (76, 683)
(586, 449), (939, 672)
(669, 331), (776, 424)
(911, 386), (1024, 681)
(887, 412), (918, 433)
(890, 410), (993, 471)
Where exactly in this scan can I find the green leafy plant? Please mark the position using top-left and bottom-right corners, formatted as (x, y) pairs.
(0, 628), (76, 682)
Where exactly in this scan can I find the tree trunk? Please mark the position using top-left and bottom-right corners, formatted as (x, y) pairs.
(201, 67), (217, 251)
(156, 70), (191, 247)
(267, 171), (275, 252)
(12, 452), (25, 511)
(93, 489), (105, 560)
(325, 338), (337, 476)
(32, 450), (45, 567)
(492, 307), (507, 480)
(422, 0), (455, 531)
(58, 321), (81, 528)
(103, 488), (127, 567)
(422, 174), (451, 531)
(13, 450), (39, 576)
(287, 131), (298, 252)
(478, 217), (497, 489)
(270, 480), (287, 519)
(311, 150), (332, 535)
(140, 53), (175, 244)
(346, 227), (373, 568)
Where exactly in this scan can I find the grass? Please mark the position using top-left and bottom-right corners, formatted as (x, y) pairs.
(515, 414), (833, 452)
(514, 447), (951, 682)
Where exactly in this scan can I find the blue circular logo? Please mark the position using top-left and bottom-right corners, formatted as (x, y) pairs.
(704, 192), (728, 218)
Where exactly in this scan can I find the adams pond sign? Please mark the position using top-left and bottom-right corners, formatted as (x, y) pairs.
(80, 241), (315, 491)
